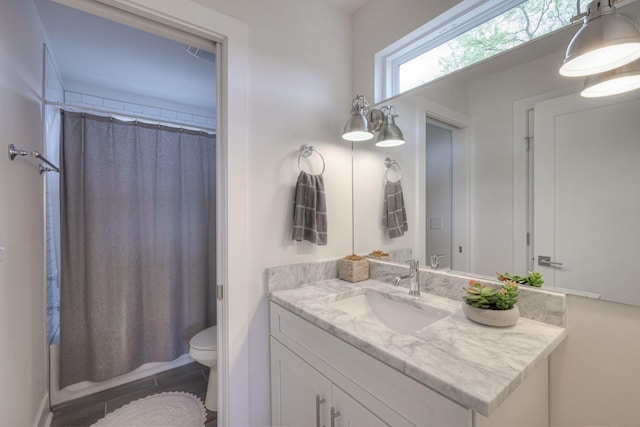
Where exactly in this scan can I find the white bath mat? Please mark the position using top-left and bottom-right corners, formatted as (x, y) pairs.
(91, 391), (207, 427)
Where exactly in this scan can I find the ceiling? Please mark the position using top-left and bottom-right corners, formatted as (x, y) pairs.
(33, 0), (372, 116)
(324, 0), (371, 13)
(34, 0), (216, 113)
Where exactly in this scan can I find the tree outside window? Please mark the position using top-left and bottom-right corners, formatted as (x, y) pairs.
(399, 0), (575, 93)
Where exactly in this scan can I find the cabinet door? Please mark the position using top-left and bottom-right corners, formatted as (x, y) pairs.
(331, 384), (388, 427)
(271, 338), (331, 427)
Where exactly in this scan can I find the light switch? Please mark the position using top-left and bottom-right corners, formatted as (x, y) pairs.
(430, 217), (443, 230)
(0, 231), (4, 262)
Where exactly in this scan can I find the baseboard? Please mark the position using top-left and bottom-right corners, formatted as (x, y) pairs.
(34, 392), (52, 427)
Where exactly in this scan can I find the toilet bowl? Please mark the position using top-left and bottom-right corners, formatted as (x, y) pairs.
(189, 326), (217, 411)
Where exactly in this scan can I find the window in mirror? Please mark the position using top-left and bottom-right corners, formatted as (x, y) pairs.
(390, 0), (575, 95)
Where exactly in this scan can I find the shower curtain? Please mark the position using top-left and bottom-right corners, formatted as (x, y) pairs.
(59, 111), (216, 388)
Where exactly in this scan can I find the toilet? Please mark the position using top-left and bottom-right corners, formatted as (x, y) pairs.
(189, 326), (218, 411)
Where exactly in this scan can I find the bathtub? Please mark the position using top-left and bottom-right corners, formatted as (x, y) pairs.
(49, 344), (194, 406)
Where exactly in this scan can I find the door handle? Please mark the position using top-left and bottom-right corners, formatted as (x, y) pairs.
(330, 406), (341, 427)
(538, 255), (564, 267)
(316, 395), (326, 427)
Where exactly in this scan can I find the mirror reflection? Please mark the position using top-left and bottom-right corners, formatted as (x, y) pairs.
(353, 1), (640, 307)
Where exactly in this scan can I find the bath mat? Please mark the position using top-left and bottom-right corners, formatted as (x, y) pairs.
(91, 391), (207, 426)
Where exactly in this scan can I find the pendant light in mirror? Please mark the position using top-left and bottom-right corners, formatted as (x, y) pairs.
(581, 58), (640, 96)
(375, 106), (405, 147)
(560, 0), (640, 77)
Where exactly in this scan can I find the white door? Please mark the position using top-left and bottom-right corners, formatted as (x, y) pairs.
(270, 338), (332, 427)
(534, 91), (640, 305)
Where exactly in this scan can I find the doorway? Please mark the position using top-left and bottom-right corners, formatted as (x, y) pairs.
(425, 120), (453, 270)
(422, 113), (469, 273)
(36, 2), (250, 425)
(48, 3), (252, 426)
(36, 0), (220, 407)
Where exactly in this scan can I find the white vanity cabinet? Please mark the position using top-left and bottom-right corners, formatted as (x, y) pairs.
(270, 301), (551, 427)
(271, 338), (387, 427)
(270, 337), (331, 427)
(270, 302), (470, 427)
(331, 384), (389, 427)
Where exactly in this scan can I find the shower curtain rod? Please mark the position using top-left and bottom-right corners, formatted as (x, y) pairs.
(8, 143), (60, 174)
(44, 100), (216, 134)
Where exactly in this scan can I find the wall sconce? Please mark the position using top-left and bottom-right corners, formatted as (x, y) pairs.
(560, 0), (640, 77)
(341, 95), (405, 146)
(374, 106), (405, 147)
(342, 95), (374, 141)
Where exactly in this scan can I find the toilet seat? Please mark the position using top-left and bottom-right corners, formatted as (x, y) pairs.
(190, 326), (217, 351)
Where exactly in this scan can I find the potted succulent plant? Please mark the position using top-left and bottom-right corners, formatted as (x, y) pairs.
(497, 271), (544, 287)
(462, 280), (520, 327)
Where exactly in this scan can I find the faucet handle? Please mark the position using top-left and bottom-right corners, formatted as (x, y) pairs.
(430, 254), (446, 269)
(407, 258), (418, 272)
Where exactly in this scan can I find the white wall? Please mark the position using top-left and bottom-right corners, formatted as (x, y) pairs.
(550, 296), (640, 426)
(190, 1), (353, 424)
(63, 90), (215, 129)
(0, 1), (48, 425)
(352, 0), (465, 103)
(63, 88), (215, 124)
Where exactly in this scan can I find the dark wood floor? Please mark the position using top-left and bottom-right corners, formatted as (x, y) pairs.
(51, 362), (217, 426)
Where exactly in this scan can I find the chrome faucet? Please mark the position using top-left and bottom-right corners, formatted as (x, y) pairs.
(393, 259), (420, 296)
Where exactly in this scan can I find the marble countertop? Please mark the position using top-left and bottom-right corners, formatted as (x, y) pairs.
(269, 278), (568, 417)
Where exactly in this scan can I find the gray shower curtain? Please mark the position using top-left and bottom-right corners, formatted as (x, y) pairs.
(59, 111), (216, 388)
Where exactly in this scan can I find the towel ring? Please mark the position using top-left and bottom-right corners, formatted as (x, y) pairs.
(298, 144), (325, 175)
(384, 157), (401, 183)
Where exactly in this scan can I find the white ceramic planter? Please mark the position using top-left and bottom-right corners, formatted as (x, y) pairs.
(462, 303), (519, 327)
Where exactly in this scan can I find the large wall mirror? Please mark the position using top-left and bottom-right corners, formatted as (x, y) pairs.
(353, 1), (640, 307)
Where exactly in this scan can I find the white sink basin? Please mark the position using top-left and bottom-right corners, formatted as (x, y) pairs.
(330, 292), (449, 335)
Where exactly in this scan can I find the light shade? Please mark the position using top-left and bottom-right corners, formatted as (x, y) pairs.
(560, 4), (640, 77)
(342, 113), (374, 141)
(375, 113), (405, 147)
(342, 95), (374, 141)
(581, 59), (640, 97)
(341, 97), (405, 146)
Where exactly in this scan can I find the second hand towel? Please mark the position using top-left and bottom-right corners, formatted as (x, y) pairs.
(382, 180), (408, 238)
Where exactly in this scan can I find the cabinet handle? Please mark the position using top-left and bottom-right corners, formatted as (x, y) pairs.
(330, 406), (341, 427)
(316, 395), (326, 427)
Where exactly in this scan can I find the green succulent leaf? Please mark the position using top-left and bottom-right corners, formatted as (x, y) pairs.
(465, 279), (519, 310)
(526, 271), (544, 287)
(497, 271), (544, 288)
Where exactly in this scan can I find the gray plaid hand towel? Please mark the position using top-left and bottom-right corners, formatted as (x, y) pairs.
(292, 171), (327, 245)
(382, 180), (408, 239)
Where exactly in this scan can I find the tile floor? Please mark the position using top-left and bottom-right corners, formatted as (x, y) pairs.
(51, 362), (217, 426)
